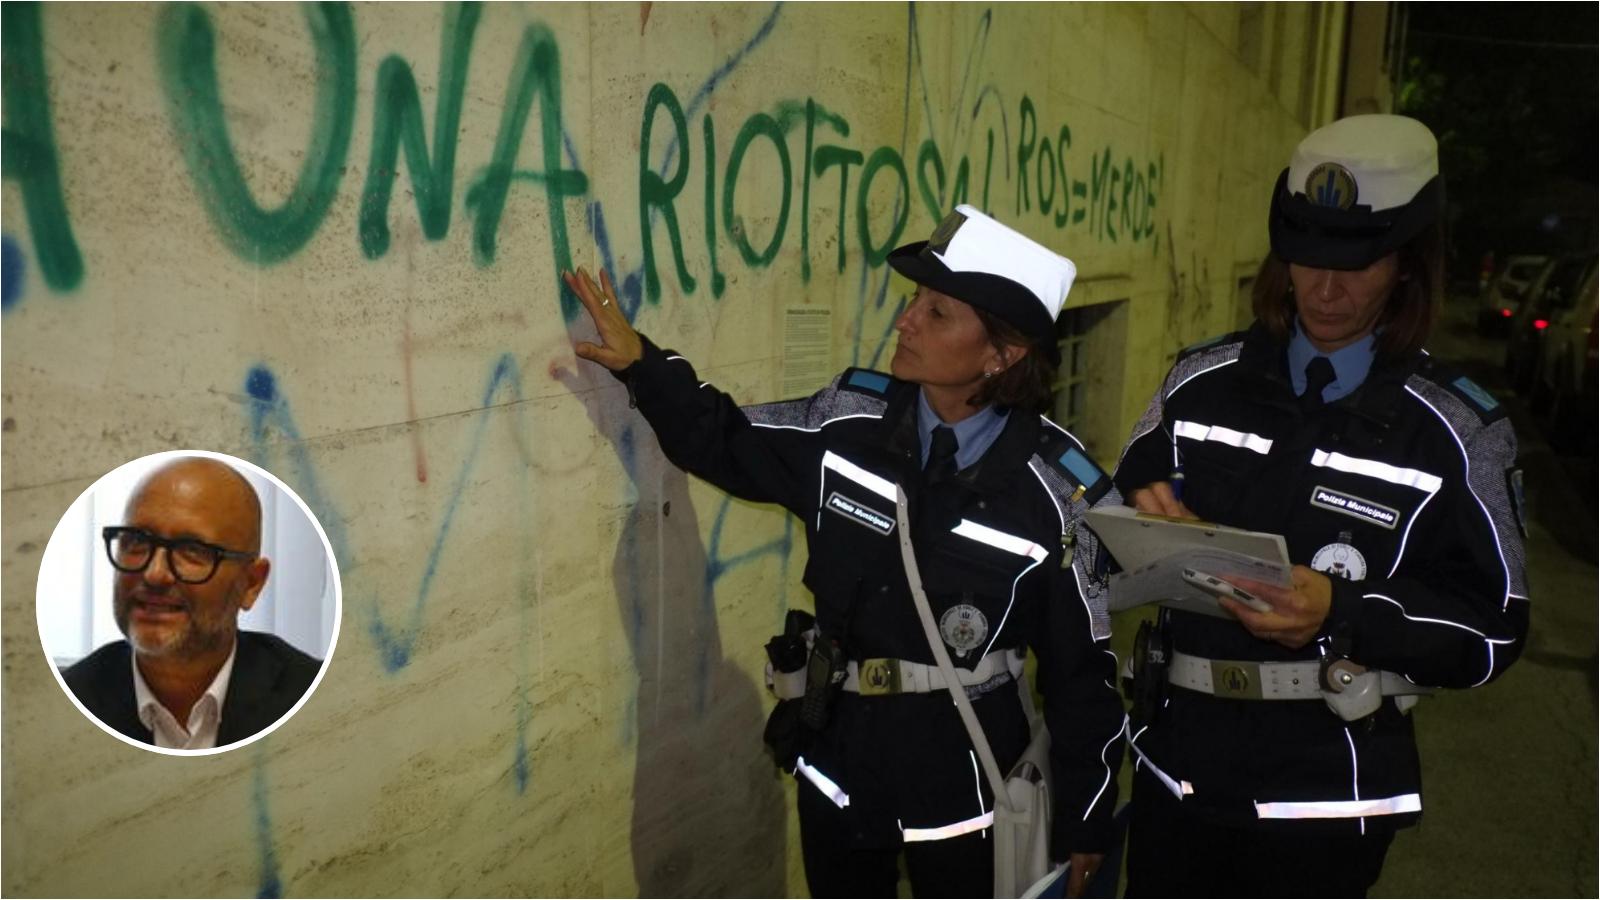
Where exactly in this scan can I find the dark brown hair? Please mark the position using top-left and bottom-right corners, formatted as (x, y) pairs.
(1251, 220), (1445, 358)
(968, 308), (1056, 413)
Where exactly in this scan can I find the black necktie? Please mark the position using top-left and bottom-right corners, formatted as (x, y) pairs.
(1302, 356), (1337, 411)
(926, 426), (959, 484)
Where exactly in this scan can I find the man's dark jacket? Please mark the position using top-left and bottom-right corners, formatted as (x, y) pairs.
(63, 631), (321, 746)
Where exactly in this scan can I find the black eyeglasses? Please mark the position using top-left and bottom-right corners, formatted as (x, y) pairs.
(102, 526), (256, 585)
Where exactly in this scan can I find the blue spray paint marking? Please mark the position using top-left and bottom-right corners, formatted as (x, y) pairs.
(252, 749), (283, 899)
(245, 358), (537, 792)
(705, 495), (795, 674)
(244, 367), (353, 568)
(1, 234), (22, 311)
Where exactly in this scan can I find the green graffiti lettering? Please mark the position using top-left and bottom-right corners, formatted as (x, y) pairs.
(1, 3), (83, 292)
(639, 82), (695, 301)
(981, 129), (995, 214)
(157, 2), (355, 265)
(1106, 157), (1120, 242)
(916, 139), (945, 223)
(359, 2), (480, 260)
(812, 144), (863, 273)
(790, 98), (848, 283)
(702, 114), (725, 298)
(722, 113), (791, 268)
(951, 157), (971, 210)
(1089, 146), (1112, 240)
(1146, 159), (1160, 241)
(856, 146), (907, 268)
(800, 99), (815, 281)
(465, 23), (588, 318)
(1054, 125), (1071, 228)
(772, 98), (848, 137)
(1037, 133), (1056, 218)
(1121, 158), (1135, 239)
(1016, 96), (1036, 214)
(1151, 155), (1163, 255)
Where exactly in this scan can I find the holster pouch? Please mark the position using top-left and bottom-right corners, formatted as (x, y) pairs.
(762, 610), (818, 769)
(1126, 619), (1171, 726)
(762, 700), (804, 770)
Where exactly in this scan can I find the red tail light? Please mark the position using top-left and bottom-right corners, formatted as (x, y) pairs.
(1501, 308), (1513, 317)
(1533, 319), (1550, 330)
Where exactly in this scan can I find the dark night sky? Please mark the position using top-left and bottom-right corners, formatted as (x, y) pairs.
(1402, 3), (1597, 259)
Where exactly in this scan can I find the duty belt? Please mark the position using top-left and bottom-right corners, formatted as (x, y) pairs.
(1168, 650), (1427, 701)
(844, 649), (1024, 696)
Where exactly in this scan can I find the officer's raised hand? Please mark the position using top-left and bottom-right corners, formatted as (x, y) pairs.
(1215, 566), (1333, 649)
(566, 266), (643, 371)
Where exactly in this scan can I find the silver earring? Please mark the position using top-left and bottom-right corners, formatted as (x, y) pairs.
(983, 369), (995, 379)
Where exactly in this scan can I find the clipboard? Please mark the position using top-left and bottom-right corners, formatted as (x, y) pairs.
(1083, 506), (1292, 618)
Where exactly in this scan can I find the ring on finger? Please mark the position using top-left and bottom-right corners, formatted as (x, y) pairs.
(601, 298), (610, 307)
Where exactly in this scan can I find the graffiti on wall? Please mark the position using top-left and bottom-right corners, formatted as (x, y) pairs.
(2, 2), (1164, 318)
(2, 3), (1174, 895)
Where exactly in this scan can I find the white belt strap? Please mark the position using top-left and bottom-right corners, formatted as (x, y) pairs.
(842, 648), (1024, 694)
(1167, 651), (1425, 700)
(901, 810), (996, 842)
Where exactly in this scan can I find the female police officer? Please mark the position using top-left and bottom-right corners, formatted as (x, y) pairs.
(566, 205), (1125, 897)
(1112, 115), (1528, 896)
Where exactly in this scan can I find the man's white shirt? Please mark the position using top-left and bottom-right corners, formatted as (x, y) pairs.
(132, 641), (237, 750)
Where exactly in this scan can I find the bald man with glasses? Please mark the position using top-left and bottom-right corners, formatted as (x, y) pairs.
(64, 457), (321, 750)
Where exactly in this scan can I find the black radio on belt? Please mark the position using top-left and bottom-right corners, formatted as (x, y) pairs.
(800, 636), (849, 730)
(1126, 619), (1171, 725)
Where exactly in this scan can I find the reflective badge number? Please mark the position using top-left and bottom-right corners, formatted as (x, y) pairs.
(825, 491), (895, 535)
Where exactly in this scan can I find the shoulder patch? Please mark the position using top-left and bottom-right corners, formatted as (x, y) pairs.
(1177, 331), (1246, 361)
(1450, 375), (1500, 413)
(1413, 359), (1507, 424)
(1039, 431), (1112, 506)
(840, 368), (894, 397)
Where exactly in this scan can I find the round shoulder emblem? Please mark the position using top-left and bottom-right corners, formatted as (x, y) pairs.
(1305, 162), (1359, 210)
(1311, 542), (1368, 581)
(939, 604), (989, 658)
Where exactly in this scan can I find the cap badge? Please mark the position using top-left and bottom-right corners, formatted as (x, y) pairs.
(926, 210), (967, 254)
(1306, 162), (1358, 210)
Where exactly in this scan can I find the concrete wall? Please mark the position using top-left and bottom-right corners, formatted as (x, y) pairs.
(0, 3), (1338, 895)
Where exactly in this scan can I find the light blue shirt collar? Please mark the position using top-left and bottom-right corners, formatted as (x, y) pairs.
(916, 389), (1009, 472)
(1287, 319), (1377, 404)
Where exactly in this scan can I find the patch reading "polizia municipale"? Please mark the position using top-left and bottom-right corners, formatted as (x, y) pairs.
(1309, 485), (1400, 530)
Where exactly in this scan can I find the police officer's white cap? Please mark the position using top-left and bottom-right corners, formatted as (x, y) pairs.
(887, 205), (1075, 363)
(1269, 114), (1444, 270)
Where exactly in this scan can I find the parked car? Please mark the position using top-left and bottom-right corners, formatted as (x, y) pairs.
(1477, 254), (1549, 336)
(1532, 265), (1598, 455)
(1505, 253), (1595, 396)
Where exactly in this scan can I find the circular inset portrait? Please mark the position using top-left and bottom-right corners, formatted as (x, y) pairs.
(36, 450), (341, 755)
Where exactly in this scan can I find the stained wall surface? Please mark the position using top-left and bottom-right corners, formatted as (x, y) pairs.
(1, 3), (1338, 895)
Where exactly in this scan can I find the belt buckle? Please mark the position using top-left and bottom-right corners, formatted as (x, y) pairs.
(858, 658), (901, 696)
(1210, 660), (1264, 700)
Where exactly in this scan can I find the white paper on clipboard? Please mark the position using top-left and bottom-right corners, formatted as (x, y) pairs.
(1083, 506), (1293, 618)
